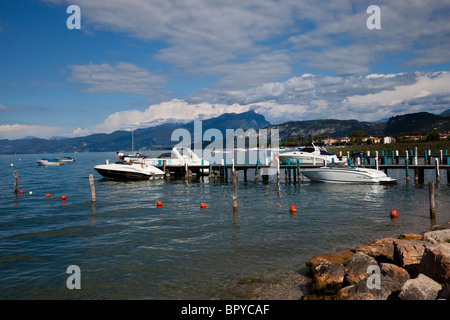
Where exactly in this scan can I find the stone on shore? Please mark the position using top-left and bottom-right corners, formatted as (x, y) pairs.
(354, 237), (396, 263)
(398, 233), (423, 240)
(418, 243), (450, 287)
(305, 250), (354, 277)
(310, 262), (345, 294)
(423, 229), (450, 244)
(338, 263), (410, 300)
(393, 240), (430, 277)
(344, 252), (378, 285)
(398, 274), (442, 300)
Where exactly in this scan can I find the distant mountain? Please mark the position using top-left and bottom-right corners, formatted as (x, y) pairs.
(384, 112), (450, 135)
(2, 110), (450, 154)
(267, 119), (386, 141)
(440, 109), (450, 115)
(0, 110), (271, 154)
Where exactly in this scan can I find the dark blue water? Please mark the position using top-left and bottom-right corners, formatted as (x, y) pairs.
(1, 152), (449, 299)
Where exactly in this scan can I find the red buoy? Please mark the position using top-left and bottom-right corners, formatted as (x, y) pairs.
(390, 210), (398, 218)
(46, 193), (51, 198)
(290, 205), (297, 212)
(19, 190), (24, 194)
(61, 195), (67, 200)
(156, 201), (163, 207)
(200, 203), (206, 209)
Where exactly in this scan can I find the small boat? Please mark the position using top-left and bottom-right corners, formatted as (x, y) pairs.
(37, 158), (65, 166)
(279, 143), (343, 165)
(301, 162), (396, 184)
(94, 160), (164, 180)
(60, 157), (76, 162)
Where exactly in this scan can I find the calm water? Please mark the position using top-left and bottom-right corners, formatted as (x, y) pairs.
(1, 152), (449, 299)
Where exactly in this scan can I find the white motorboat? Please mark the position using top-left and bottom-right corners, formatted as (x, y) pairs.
(144, 147), (210, 167)
(279, 143), (343, 165)
(300, 162), (396, 184)
(94, 161), (164, 180)
(37, 158), (65, 166)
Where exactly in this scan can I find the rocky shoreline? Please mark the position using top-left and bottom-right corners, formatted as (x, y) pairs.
(302, 222), (450, 300)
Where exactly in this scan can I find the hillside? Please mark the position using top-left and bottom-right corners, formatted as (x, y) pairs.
(267, 119), (386, 141)
(0, 110), (270, 153)
(2, 110), (450, 154)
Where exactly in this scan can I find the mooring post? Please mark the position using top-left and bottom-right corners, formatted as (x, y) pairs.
(14, 170), (19, 194)
(232, 170), (238, 211)
(428, 180), (436, 219)
(89, 174), (96, 203)
(405, 157), (410, 183)
(276, 154), (280, 182)
(375, 151), (379, 171)
(435, 158), (440, 184)
(414, 147), (418, 165)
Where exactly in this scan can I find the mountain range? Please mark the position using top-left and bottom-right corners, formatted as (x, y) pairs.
(1, 110), (449, 154)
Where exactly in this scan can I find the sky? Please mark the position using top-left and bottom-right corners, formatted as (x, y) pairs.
(1, 0), (450, 139)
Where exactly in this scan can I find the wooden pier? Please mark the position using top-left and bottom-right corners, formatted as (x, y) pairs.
(153, 157), (450, 184)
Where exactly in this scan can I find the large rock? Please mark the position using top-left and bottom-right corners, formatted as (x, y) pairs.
(398, 233), (423, 240)
(344, 252), (378, 285)
(393, 240), (429, 276)
(354, 238), (396, 263)
(398, 274), (442, 300)
(338, 263), (410, 300)
(310, 262), (345, 294)
(423, 229), (450, 244)
(306, 250), (354, 277)
(418, 243), (450, 287)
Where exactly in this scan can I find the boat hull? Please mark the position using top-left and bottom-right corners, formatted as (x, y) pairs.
(94, 163), (164, 180)
(37, 159), (65, 166)
(301, 167), (396, 184)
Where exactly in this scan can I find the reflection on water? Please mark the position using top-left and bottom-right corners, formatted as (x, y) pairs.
(0, 152), (449, 299)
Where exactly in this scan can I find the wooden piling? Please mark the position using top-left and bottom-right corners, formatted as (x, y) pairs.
(232, 170), (238, 211)
(435, 158), (440, 184)
(405, 158), (410, 183)
(89, 174), (96, 203)
(14, 170), (18, 194)
(428, 180), (436, 219)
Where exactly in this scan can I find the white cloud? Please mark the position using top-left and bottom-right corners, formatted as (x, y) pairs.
(68, 62), (167, 95)
(344, 72), (450, 107)
(0, 124), (63, 140)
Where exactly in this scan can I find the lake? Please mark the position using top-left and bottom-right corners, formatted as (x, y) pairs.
(1, 151), (449, 299)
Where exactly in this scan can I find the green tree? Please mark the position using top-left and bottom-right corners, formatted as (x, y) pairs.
(426, 131), (440, 142)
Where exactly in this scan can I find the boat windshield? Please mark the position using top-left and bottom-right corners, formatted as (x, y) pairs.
(319, 149), (333, 155)
(158, 153), (172, 158)
(298, 147), (315, 153)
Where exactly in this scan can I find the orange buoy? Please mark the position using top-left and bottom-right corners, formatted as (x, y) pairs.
(200, 203), (206, 209)
(46, 193), (51, 198)
(156, 201), (163, 207)
(390, 210), (398, 218)
(61, 195), (67, 200)
(19, 190), (24, 194)
(290, 205), (297, 212)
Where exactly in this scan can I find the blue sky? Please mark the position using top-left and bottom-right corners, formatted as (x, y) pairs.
(1, 0), (450, 139)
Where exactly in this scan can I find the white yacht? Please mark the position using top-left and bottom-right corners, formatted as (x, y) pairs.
(144, 147), (210, 167)
(300, 162), (396, 184)
(279, 143), (342, 165)
(94, 160), (164, 180)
